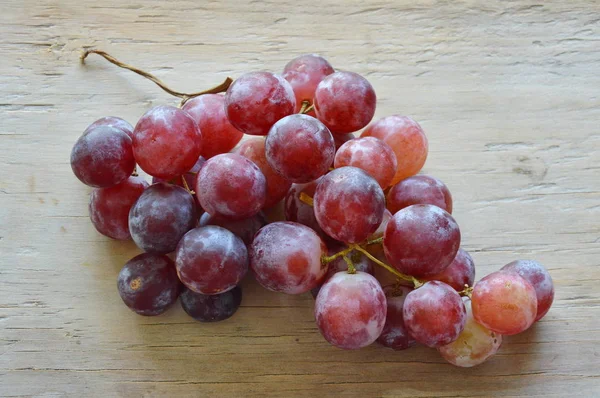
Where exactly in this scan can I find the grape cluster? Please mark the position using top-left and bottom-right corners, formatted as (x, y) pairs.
(72, 52), (555, 367)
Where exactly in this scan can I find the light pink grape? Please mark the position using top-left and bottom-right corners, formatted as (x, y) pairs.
(282, 54), (335, 113)
(501, 260), (554, 321)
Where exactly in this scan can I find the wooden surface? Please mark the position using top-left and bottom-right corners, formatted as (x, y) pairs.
(1, 1), (599, 396)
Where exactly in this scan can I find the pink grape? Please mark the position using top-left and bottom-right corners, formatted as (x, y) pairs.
(196, 153), (267, 220)
(182, 94), (243, 158)
(199, 211), (267, 246)
(387, 175), (453, 214)
(128, 183), (197, 254)
(377, 285), (417, 350)
(315, 271), (386, 350)
(89, 176), (148, 240)
(175, 226), (248, 295)
(70, 125), (135, 188)
(85, 116), (133, 139)
(334, 137), (398, 189)
(282, 54), (335, 113)
(501, 260), (554, 321)
(284, 178), (327, 239)
(383, 204), (460, 277)
(314, 71), (376, 134)
(314, 167), (385, 243)
(423, 248), (475, 291)
(236, 138), (292, 208)
(265, 114), (335, 183)
(438, 299), (502, 367)
(225, 71), (296, 136)
(249, 222), (327, 294)
(362, 115), (428, 184)
(472, 271), (538, 335)
(403, 281), (467, 347)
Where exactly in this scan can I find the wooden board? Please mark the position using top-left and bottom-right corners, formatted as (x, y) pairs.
(1, 1), (599, 396)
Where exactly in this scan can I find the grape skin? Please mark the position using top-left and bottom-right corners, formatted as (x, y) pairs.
(89, 176), (148, 240)
(249, 222), (327, 294)
(175, 226), (248, 295)
(199, 211), (267, 246)
(152, 156), (206, 212)
(282, 54), (335, 113)
(377, 285), (417, 350)
(181, 286), (243, 322)
(117, 253), (181, 316)
(85, 116), (134, 139)
(315, 271), (386, 350)
(128, 183), (197, 254)
(501, 260), (554, 321)
(71, 125), (135, 188)
(225, 72), (296, 136)
(314, 167), (385, 244)
(284, 178), (327, 239)
(133, 105), (202, 180)
(472, 271), (538, 335)
(383, 204), (460, 277)
(423, 248), (475, 291)
(403, 281), (467, 348)
(265, 114), (335, 184)
(387, 175), (453, 214)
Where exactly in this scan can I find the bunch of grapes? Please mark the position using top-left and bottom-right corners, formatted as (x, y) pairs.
(72, 51), (555, 367)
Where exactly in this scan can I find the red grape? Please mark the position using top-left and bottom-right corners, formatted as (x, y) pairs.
(403, 281), (466, 347)
(71, 125), (135, 188)
(236, 138), (292, 208)
(133, 105), (202, 179)
(175, 226), (248, 295)
(387, 175), (452, 214)
(334, 137), (398, 189)
(182, 94), (243, 158)
(377, 285), (417, 350)
(314, 167), (385, 243)
(314, 71), (376, 134)
(383, 204), (460, 277)
(85, 116), (133, 139)
(282, 54), (335, 113)
(128, 183), (197, 254)
(117, 253), (181, 316)
(225, 71), (295, 136)
(249, 222), (327, 294)
(501, 260), (554, 321)
(89, 176), (148, 240)
(265, 114), (335, 183)
(333, 132), (355, 150)
(199, 211), (267, 246)
(284, 178), (327, 239)
(181, 286), (242, 322)
(362, 115), (428, 184)
(196, 153), (267, 220)
(152, 156), (206, 212)
(315, 271), (386, 350)
(423, 248), (475, 291)
(471, 271), (537, 335)
(438, 299), (502, 367)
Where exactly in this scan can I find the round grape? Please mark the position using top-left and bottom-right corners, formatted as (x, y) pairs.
(387, 175), (452, 214)
(501, 260), (554, 321)
(423, 248), (475, 291)
(181, 286), (243, 322)
(199, 211), (267, 246)
(282, 54), (335, 113)
(85, 116), (133, 139)
(377, 285), (417, 350)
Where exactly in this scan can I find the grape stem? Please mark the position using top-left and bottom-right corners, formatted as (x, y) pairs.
(353, 245), (423, 288)
(180, 176), (195, 195)
(299, 100), (314, 115)
(321, 246), (354, 264)
(80, 49), (233, 105)
(299, 192), (314, 207)
(459, 285), (473, 298)
(342, 255), (356, 274)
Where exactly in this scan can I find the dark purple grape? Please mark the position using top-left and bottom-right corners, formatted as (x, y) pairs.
(180, 286), (243, 322)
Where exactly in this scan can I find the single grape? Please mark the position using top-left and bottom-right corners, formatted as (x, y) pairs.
(284, 178), (327, 239)
(333, 133), (355, 150)
(315, 271), (386, 350)
(423, 248), (475, 291)
(133, 105), (202, 180)
(265, 114), (335, 183)
(471, 271), (538, 335)
(128, 183), (197, 254)
(314, 167), (385, 243)
(182, 94), (243, 158)
(196, 153), (267, 220)
(403, 281), (467, 347)
(235, 138), (292, 208)
(282, 54), (335, 113)
(89, 176), (148, 240)
(225, 71), (296, 136)
(175, 226), (248, 295)
(181, 286), (242, 322)
(362, 115), (428, 185)
(387, 175), (452, 214)
(249, 222), (327, 294)
(85, 116), (134, 139)
(384, 204), (460, 277)
(438, 299), (502, 367)
(314, 71), (376, 134)
(70, 125), (135, 188)
(377, 285), (417, 350)
(334, 137), (398, 189)
(117, 253), (181, 316)
(501, 260), (554, 321)
(199, 211), (267, 246)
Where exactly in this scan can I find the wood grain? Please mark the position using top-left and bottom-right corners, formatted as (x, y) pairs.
(1, 1), (599, 396)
